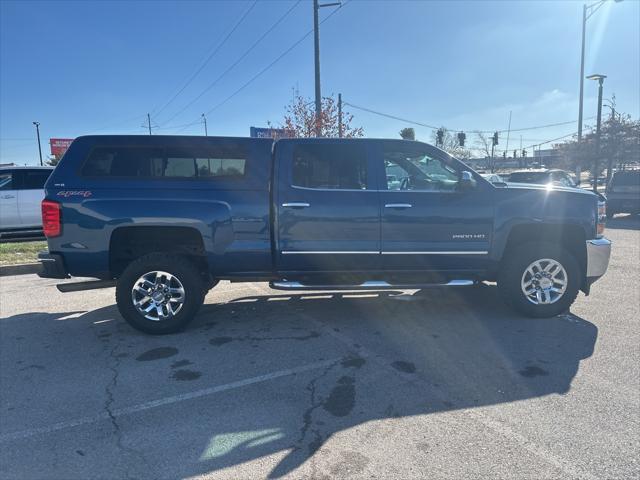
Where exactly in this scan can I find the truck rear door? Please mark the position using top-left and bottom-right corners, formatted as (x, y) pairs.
(274, 139), (380, 273)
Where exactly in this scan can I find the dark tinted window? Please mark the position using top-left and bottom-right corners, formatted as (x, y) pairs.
(166, 146), (246, 178)
(19, 170), (52, 189)
(292, 143), (367, 189)
(612, 171), (640, 186)
(81, 145), (246, 178)
(0, 171), (12, 190)
(508, 171), (550, 184)
(81, 147), (164, 177)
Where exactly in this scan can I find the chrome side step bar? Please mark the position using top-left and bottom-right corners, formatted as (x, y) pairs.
(269, 280), (475, 291)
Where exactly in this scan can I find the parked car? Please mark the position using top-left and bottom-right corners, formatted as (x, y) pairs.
(507, 169), (577, 188)
(606, 169), (640, 218)
(39, 136), (611, 334)
(481, 173), (506, 185)
(0, 166), (54, 238)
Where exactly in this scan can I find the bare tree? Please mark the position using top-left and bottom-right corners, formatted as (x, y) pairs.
(282, 94), (364, 138)
(431, 127), (472, 160)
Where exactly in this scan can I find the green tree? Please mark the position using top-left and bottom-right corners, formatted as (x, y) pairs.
(555, 112), (639, 177)
(399, 127), (415, 140)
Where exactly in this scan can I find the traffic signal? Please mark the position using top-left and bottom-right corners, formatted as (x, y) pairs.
(436, 128), (444, 146)
(492, 131), (499, 146)
(502, 151), (506, 159)
(513, 149), (517, 158)
(522, 149), (527, 157)
(457, 132), (466, 146)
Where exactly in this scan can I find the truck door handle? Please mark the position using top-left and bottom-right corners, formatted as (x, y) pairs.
(1, 195), (16, 199)
(282, 202), (310, 208)
(385, 203), (412, 209)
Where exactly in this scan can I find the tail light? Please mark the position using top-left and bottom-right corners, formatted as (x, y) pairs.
(596, 201), (606, 238)
(41, 200), (61, 237)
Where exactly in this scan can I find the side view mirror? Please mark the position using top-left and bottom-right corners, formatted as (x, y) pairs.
(460, 170), (477, 190)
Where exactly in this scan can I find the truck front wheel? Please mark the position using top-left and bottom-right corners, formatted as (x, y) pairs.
(116, 253), (205, 334)
(498, 242), (580, 318)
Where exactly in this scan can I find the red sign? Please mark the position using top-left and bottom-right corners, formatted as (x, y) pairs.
(50, 138), (74, 157)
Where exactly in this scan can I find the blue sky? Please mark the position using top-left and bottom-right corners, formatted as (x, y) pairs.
(1, 0), (638, 164)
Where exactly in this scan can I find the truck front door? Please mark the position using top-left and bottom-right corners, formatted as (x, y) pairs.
(377, 140), (494, 273)
(275, 140), (380, 273)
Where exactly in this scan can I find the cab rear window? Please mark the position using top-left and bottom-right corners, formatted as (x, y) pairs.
(81, 146), (246, 178)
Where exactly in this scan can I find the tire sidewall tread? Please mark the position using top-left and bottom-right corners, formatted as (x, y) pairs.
(498, 241), (581, 318)
(116, 253), (204, 334)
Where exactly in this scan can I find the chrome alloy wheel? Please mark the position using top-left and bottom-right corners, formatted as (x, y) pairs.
(131, 271), (186, 321)
(521, 258), (568, 305)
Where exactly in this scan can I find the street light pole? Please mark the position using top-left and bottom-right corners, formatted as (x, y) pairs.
(587, 74), (606, 193)
(313, 0), (341, 137)
(32, 121), (43, 166)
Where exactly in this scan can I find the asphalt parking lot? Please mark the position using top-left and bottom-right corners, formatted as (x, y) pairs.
(1, 216), (638, 479)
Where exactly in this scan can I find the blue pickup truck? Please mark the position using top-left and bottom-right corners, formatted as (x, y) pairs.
(39, 135), (611, 334)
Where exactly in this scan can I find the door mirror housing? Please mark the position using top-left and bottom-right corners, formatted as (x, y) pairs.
(459, 170), (477, 190)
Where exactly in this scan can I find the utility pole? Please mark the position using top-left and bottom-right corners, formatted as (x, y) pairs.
(313, 0), (340, 137)
(587, 74), (606, 192)
(146, 113), (152, 135)
(505, 110), (512, 155)
(576, 1), (622, 180)
(32, 121), (43, 166)
(202, 113), (208, 136)
(578, 4), (587, 145)
(338, 93), (343, 138)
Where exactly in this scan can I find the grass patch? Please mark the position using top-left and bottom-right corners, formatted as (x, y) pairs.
(0, 241), (47, 266)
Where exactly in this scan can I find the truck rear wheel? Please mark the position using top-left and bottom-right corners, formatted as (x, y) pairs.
(116, 253), (205, 334)
(498, 242), (580, 318)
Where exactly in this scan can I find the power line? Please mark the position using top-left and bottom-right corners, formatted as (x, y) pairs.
(152, 0), (259, 120)
(344, 101), (595, 135)
(170, 0), (350, 134)
(160, 0), (301, 127)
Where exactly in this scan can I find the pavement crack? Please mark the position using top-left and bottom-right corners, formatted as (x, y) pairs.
(103, 341), (151, 479)
(295, 360), (339, 456)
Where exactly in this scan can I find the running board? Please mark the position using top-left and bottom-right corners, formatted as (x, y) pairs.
(57, 279), (116, 293)
(269, 280), (475, 291)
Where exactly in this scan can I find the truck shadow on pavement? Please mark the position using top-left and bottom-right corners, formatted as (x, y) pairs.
(2, 285), (598, 479)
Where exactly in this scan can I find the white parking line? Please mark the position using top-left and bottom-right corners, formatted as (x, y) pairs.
(0, 357), (340, 443)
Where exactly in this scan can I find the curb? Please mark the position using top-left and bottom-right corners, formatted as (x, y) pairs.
(0, 263), (42, 277)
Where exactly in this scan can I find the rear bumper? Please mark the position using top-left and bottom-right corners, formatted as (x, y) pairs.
(37, 252), (69, 279)
(585, 238), (611, 279)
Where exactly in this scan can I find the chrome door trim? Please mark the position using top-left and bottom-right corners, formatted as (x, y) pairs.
(384, 203), (412, 208)
(281, 251), (380, 255)
(281, 202), (310, 208)
(381, 251), (488, 255)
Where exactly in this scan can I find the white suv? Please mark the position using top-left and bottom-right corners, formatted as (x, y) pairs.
(0, 166), (54, 237)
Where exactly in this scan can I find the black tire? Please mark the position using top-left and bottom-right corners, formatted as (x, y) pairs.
(116, 253), (205, 334)
(498, 242), (581, 318)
